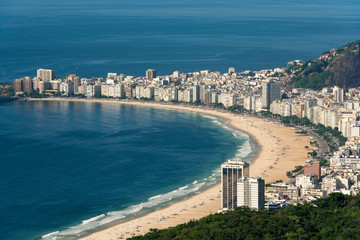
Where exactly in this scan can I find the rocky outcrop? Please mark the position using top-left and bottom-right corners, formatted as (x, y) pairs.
(326, 50), (360, 88)
(290, 40), (360, 90)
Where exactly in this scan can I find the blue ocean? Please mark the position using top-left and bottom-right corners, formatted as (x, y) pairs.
(0, 101), (257, 240)
(1, 0), (360, 239)
(0, 0), (360, 81)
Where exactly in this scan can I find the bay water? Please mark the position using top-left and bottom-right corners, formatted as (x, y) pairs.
(0, 0), (360, 81)
(0, 101), (256, 240)
(1, 0), (360, 239)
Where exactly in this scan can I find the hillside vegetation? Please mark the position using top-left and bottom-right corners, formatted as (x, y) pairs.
(290, 40), (360, 90)
(130, 193), (360, 240)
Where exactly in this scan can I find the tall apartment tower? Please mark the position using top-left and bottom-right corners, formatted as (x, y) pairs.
(23, 77), (33, 93)
(146, 69), (156, 80)
(13, 77), (33, 93)
(262, 81), (281, 109)
(221, 160), (250, 209)
(237, 177), (265, 210)
(33, 77), (40, 92)
(13, 78), (23, 92)
(333, 86), (344, 103)
(37, 69), (54, 82)
(66, 74), (81, 94)
(192, 85), (200, 102)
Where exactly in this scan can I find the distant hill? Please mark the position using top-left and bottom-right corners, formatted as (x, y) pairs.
(290, 40), (360, 90)
(131, 193), (360, 240)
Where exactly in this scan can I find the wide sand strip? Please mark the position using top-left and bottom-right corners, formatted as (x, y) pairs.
(28, 98), (310, 240)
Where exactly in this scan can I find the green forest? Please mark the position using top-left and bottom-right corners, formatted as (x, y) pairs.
(130, 193), (360, 240)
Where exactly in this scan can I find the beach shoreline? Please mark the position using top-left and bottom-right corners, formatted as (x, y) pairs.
(28, 98), (310, 240)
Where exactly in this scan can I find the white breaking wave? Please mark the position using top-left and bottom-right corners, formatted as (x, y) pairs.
(212, 120), (222, 126)
(178, 185), (188, 190)
(202, 115), (218, 120)
(236, 139), (252, 159)
(42, 231), (59, 239)
(81, 214), (105, 225)
(203, 113), (254, 161)
(41, 174), (218, 240)
(229, 128), (254, 161)
(148, 194), (162, 201)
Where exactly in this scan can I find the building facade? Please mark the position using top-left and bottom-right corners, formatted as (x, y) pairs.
(146, 69), (156, 80)
(37, 69), (54, 82)
(237, 177), (265, 209)
(221, 160), (250, 209)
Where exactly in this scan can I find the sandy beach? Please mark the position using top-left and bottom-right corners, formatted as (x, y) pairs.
(28, 98), (310, 240)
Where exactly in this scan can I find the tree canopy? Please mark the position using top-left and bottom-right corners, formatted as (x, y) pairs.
(130, 193), (360, 240)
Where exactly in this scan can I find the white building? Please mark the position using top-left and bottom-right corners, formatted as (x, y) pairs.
(37, 68), (54, 81)
(237, 177), (265, 209)
(101, 84), (110, 96)
(211, 92), (219, 104)
(333, 86), (344, 103)
(85, 84), (101, 97)
(296, 174), (319, 189)
(183, 89), (193, 103)
(219, 93), (235, 107)
(59, 81), (74, 95)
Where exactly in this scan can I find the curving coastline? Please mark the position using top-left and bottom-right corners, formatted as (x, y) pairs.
(28, 98), (310, 240)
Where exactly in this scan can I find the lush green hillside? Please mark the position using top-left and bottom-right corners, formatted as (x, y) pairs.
(130, 193), (360, 240)
(290, 40), (360, 90)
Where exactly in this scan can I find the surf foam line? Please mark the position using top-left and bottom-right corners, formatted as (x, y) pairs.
(202, 113), (255, 162)
(41, 170), (221, 240)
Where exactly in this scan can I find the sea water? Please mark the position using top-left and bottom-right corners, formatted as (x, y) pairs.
(0, 101), (257, 240)
(1, 0), (360, 82)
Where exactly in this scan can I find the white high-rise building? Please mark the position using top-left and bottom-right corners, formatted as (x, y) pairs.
(183, 89), (193, 103)
(37, 69), (55, 82)
(333, 86), (344, 103)
(113, 84), (125, 98)
(221, 160), (249, 209)
(85, 84), (101, 97)
(101, 84), (110, 96)
(237, 177), (265, 210)
(192, 86), (200, 102)
(211, 92), (219, 104)
(60, 81), (74, 95)
(219, 93), (235, 107)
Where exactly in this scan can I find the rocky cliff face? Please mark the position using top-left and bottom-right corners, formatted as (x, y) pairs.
(290, 40), (360, 90)
(326, 50), (360, 88)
